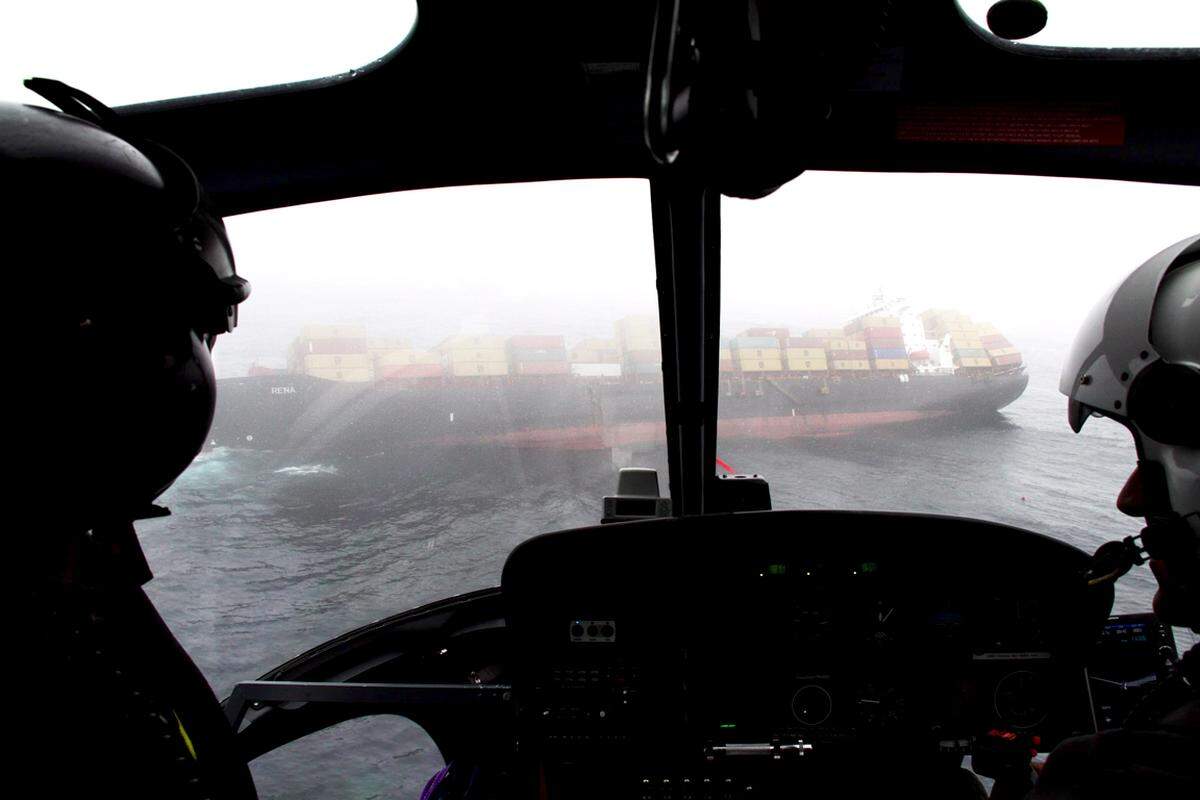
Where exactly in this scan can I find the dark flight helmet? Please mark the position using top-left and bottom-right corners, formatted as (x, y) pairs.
(4, 81), (249, 529)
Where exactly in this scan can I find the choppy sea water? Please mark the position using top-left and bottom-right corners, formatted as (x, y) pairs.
(140, 342), (1197, 799)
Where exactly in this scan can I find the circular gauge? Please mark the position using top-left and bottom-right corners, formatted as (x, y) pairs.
(791, 685), (833, 726)
(993, 670), (1048, 729)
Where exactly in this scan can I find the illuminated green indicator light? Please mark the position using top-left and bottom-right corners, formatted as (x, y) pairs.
(861, 562), (879, 574)
(719, 722), (738, 729)
(767, 564), (787, 576)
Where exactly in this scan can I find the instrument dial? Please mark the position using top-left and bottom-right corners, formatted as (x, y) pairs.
(994, 669), (1048, 729)
(791, 684), (833, 726)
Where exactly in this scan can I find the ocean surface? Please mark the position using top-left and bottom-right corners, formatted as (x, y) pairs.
(139, 341), (1197, 799)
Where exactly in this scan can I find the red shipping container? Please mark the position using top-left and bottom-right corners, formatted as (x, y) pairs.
(787, 337), (827, 348)
(908, 350), (931, 361)
(863, 326), (903, 340)
(380, 364), (443, 379)
(744, 327), (790, 339)
(719, 359), (736, 372)
(515, 361), (570, 375)
(306, 338), (368, 354)
(865, 338), (904, 349)
(993, 353), (1023, 366)
(508, 335), (565, 350)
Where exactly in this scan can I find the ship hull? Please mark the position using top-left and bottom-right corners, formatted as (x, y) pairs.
(208, 371), (1028, 456)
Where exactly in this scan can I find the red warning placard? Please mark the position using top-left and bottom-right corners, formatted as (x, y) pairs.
(896, 103), (1125, 146)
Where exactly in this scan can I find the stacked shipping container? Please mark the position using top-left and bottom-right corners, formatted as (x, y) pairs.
(732, 332), (784, 373)
(783, 337), (829, 372)
(802, 329), (869, 372)
(436, 335), (509, 377)
(616, 316), (662, 376)
(719, 338), (736, 373)
(282, 309), (1020, 384)
(569, 337), (622, 377)
(288, 324), (374, 382)
(977, 323), (1024, 368)
(508, 335), (570, 376)
(921, 310), (993, 369)
(369, 337), (444, 380)
(845, 315), (909, 371)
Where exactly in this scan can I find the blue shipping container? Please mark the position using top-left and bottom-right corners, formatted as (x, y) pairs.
(868, 347), (907, 359)
(732, 336), (781, 348)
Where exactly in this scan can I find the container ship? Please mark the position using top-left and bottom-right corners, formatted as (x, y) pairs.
(208, 307), (1028, 456)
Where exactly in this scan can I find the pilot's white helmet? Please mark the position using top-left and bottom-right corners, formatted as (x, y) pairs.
(1060, 234), (1199, 532)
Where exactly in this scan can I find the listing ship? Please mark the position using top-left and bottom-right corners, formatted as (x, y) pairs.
(208, 306), (1028, 456)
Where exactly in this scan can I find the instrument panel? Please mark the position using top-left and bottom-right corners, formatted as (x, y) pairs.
(502, 511), (1113, 799)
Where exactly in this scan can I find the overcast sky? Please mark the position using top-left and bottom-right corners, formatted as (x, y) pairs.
(3, 2), (1197, 376)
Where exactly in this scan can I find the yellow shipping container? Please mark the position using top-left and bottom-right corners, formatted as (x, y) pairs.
(303, 353), (371, 370)
(448, 362), (509, 377)
(444, 348), (507, 364)
(871, 359), (911, 370)
(986, 346), (1019, 357)
(786, 356), (829, 371)
(719, 348), (733, 361)
(373, 350), (439, 366)
(620, 335), (662, 353)
(437, 335), (506, 351)
(734, 347), (782, 361)
(956, 357), (992, 368)
(301, 324), (368, 340)
(740, 358), (784, 373)
(785, 347), (826, 360)
(948, 337), (984, 349)
(831, 359), (871, 371)
(615, 316), (659, 341)
(367, 337), (411, 351)
(306, 367), (374, 382)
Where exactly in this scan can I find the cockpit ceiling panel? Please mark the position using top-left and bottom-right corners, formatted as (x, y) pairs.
(115, 0), (1198, 215)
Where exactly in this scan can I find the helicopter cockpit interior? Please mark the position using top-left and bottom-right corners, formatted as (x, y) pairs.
(11, 1), (1198, 798)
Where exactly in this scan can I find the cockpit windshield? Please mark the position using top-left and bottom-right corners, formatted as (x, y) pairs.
(1, 1), (418, 105)
(719, 172), (1198, 628)
(143, 173), (1199, 725)
(146, 177), (669, 689)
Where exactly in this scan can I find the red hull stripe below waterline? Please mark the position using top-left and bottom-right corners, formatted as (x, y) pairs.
(429, 410), (952, 450)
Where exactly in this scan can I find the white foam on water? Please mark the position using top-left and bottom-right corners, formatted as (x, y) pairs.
(273, 464), (340, 476)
